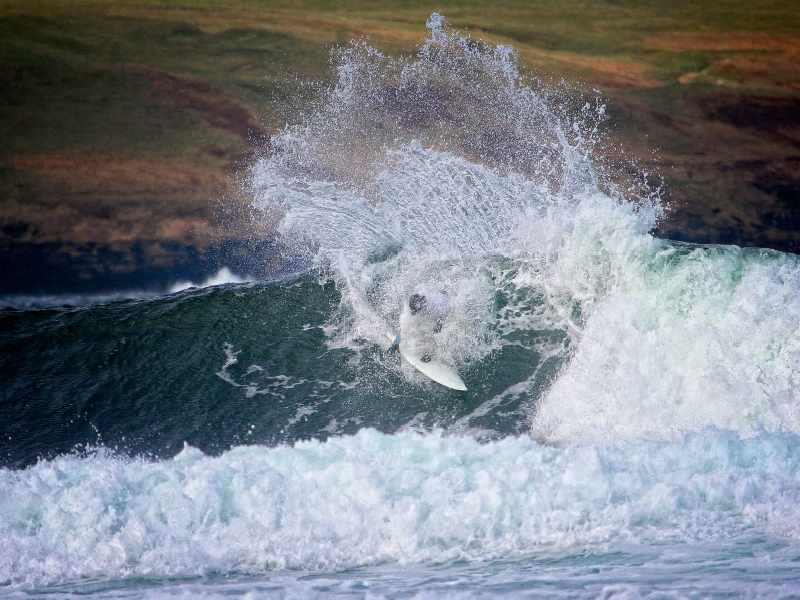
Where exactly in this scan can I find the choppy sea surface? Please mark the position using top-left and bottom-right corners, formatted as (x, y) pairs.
(3, 15), (800, 599)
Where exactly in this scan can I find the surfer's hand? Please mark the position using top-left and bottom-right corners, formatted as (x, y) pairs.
(421, 354), (433, 363)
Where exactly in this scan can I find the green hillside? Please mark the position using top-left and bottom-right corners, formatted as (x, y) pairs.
(1, 0), (798, 290)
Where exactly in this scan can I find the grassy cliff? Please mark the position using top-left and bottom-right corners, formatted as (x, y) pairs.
(1, 0), (798, 290)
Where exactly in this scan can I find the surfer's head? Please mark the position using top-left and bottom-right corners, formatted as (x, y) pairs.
(409, 293), (427, 315)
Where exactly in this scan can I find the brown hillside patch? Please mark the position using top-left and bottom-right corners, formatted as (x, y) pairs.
(519, 49), (660, 90)
(10, 154), (229, 196)
(127, 64), (269, 142)
(603, 88), (800, 252)
(2, 155), (237, 245)
(678, 53), (800, 91)
(705, 54), (800, 91)
(103, 4), (426, 49)
(101, 4), (658, 90)
(646, 32), (800, 52)
(647, 32), (800, 91)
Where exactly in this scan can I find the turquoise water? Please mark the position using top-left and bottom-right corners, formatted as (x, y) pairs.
(3, 15), (800, 598)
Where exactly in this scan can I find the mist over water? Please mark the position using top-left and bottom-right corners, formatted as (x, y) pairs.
(2, 14), (800, 598)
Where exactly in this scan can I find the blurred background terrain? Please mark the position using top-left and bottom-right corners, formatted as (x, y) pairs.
(1, 0), (798, 294)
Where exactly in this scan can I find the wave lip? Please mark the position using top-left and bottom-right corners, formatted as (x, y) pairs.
(168, 267), (253, 294)
(2, 428), (800, 587)
(0, 268), (251, 310)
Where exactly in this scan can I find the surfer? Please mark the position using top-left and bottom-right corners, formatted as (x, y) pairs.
(388, 291), (451, 362)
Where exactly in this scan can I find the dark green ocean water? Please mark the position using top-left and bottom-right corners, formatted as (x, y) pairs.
(0, 276), (566, 469)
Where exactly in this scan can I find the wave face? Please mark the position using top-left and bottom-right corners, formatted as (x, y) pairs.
(3, 14), (800, 598)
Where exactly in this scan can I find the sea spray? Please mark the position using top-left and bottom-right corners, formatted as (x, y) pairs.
(247, 16), (661, 420)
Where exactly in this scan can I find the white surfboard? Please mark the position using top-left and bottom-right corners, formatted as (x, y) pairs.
(398, 338), (467, 391)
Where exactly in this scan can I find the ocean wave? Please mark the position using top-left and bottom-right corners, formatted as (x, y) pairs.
(247, 15), (800, 444)
(2, 428), (799, 586)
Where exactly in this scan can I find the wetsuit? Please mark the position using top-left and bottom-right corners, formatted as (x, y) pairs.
(389, 291), (452, 361)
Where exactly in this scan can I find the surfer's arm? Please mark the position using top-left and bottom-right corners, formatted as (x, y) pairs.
(433, 318), (444, 334)
(386, 329), (401, 354)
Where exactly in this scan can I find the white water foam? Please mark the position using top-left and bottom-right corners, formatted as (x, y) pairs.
(533, 241), (800, 444)
(2, 428), (800, 587)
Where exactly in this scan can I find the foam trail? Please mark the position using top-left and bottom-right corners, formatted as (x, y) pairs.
(0, 268), (251, 310)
